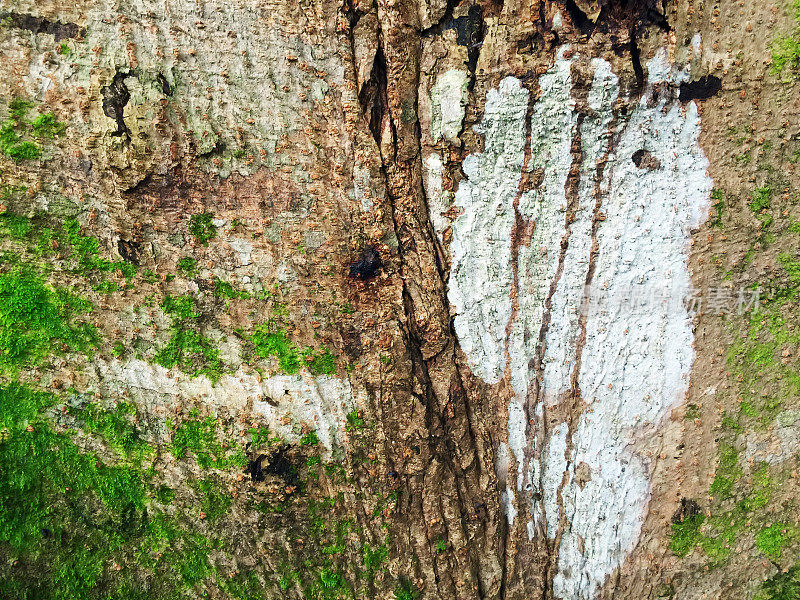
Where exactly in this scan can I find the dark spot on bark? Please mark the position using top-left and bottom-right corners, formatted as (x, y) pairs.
(631, 148), (661, 170)
(246, 447), (299, 486)
(101, 70), (132, 138)
(679, 76), (722, 103)
(348, 246), (383, 280)
(421, 4), (485, 86)
(117, 239), (140, 265)
(629, 32), (645, 88)
(0, 11), (84, 41)
(156, 72), (173, 96)
(246, 454), (267, 481)
(672, 497), (701, 524)
(563, 0), (594, 36)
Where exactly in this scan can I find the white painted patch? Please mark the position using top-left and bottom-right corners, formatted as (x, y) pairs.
(447, 47), (712, 598)
(510, 48), (576, 407)
(540, 57), (618, 406)
(430, 69), (470, 144)
(501, 486), (518, 525)
(553, 50), (711, 600)
(542, 422), (569, 538)
(422, 152), (450, 243)
(99, 359), (358, 457)
(448, 77), (529, 384)
(507, 399), (528, 491)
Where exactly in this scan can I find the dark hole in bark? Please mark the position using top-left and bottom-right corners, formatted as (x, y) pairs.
(117, 239), (140, 265)
(156, 72), (173, 96)
(246, 454), (267, 481)
(632, 149), (661, 170)
(101, 71), (132, 138)
(0, 11), (84, 41)
(464, 5), (485, 79)
(348, 246), (383, 280)
(629, 32), (645, 88)
(358, 47), (388, 147)
(679, 76), (722, 102)
(246, 447), (299, 486)
(672, 497), (701, 524)
(563, 0), (595, 35)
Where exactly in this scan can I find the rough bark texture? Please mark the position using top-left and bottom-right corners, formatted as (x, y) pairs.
(2, 0), (800, 599)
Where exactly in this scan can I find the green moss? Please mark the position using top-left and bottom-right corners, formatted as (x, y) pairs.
(710, 189), (726, 228)
(300, 431), (319, 446)
(188, 213), (217, 246)
(248, 425), (274, 449)
(709, 444), (742, 500)
(1, 100), (64, 162)
(69, 401), (152, 461)
(684, 404), (701, 420)
(154, 484), (175, 504)
(435, 538), (447, 553)
(0, 270), (98, 371)
(213, 276), (250, 299)
(308, 347), (337, 375)
(0, 384), (153, 598)
(8, 99), (34, 121)
(170, 414), (244, 469)
(760, 565), (800, 600)
(249, 321), (338, 376)
(112, 341), (126, 358)
(0, 411), (229, 600)
(778, 253), (800, 284)
(154, 295), (222, 380)
(30, 113), (66, 139)
(771, 1), (800, 79)
(62, 218), (137, 277)
(161, 294), (201, 321)
(177, 256), (197, 277)
(251, 321), (302, 374)
(750, 187), (774, 228)
(756, 524), (789, 560)
(394, 579), (418, 600)
(191, 477), (232, 522)
(362, 541), (388, 579)
(345, 410), (365, 432)
(0, 123), (41, 161)
(669, 513), (705, 557)
(0, 213), (32, 239)
(218, 571), (264, 600)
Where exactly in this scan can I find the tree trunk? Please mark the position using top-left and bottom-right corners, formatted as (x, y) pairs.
(1, 0), (799, 599)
